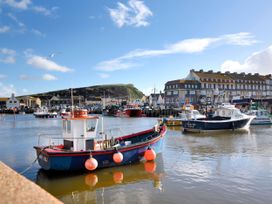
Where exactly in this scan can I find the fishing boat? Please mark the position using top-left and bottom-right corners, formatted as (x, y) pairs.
(60, 108), (71, 118)
(34, 107), (58, 118)
(115, 105), (143, 117)
(160, 104), (206, 126)
(34, 109), (166, 171)
(246, 109), (272, 125)
(181, 104), (255, 133)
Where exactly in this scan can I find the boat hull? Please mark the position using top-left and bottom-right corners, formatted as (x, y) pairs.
(250, 118), (272, 125)
(34, 127), (166, 171)
(124, 109), (143, 117)
(182, 118), (251, 133)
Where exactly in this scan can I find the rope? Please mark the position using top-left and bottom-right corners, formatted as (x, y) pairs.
(19, 146), (48, 175)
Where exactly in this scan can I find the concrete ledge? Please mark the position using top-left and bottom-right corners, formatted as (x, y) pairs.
(0, 161), (62, 204)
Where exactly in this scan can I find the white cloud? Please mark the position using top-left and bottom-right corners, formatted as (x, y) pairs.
(31, 29), (45, 37)
(0, 83), (16, 97)
(98, 73), (110, 79)
(42, 74), (57, 81)
(108, 0), (153, 28)
(4, 0), (31, 10)
(96, 59), (137, 72)
(0, 48), (16, 64)
(22, 88), (28, 93)
(0, 74), (7, 79)
(221, 45), (272, 74)
(7, 13), (25, 28)
(142, 87), (154, 96)
(32, 6), (58, 16)
(96, 32), (257, 72)
(27, 55), (73, 72)
(0, 26), (10, 33)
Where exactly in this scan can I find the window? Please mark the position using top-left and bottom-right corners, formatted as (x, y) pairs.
(63, 120), (71, 134)
(87, 120), (96, 132)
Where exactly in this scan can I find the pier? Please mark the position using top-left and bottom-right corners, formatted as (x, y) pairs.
(0, 162), (62, 204)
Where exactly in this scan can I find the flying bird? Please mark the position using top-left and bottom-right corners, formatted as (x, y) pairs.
(47, 51), (61, 59)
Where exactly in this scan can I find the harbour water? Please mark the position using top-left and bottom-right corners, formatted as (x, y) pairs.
(0, 114), (271, 204)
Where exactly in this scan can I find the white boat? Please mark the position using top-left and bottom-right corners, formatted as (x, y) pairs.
(179, 109), (206, 120)
(247, 109), (272, 125)
(34, 107), (58, 118)
(181, 103), (255, 133)
(160, 108), (206, 126)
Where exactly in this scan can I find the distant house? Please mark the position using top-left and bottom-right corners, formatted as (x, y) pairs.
(0, 97), (8, 109)
(6, 93), (20, 109)
(149, 92), (165, 109)
(19, 96), (41, 108)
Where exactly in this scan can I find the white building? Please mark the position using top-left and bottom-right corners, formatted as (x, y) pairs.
(6, 93), (20, 109)
(149, 92), (165, 109)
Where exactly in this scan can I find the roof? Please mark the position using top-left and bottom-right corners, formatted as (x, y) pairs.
(193, 70), (233, 80)
(227, 73), (264, 82)
(0, 98), (8, 101)
(165, 79), (200, 85)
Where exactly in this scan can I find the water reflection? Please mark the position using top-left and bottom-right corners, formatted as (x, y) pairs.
(36, 156), (164, 203)
(1, 115), (272, 204)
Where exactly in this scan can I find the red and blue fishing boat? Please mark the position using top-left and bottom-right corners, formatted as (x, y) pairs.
(34, 109), (166, 171)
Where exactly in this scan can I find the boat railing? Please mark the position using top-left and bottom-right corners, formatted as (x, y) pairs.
(37, 133), (96, 147)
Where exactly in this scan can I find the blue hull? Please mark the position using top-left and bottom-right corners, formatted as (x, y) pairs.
(35, 127), (166, 171)
(182, 118), (251, 132)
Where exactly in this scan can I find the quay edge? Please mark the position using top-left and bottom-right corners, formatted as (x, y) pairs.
(0, 161), (63, 204)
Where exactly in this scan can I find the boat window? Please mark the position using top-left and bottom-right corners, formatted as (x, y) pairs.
(67, 120), (71, 133)
(87, 119), (96, 132)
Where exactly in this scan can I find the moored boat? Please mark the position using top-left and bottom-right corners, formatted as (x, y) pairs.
(247, 109), (272, 125)
(181, 104), (255, 133)
(160, 104), (206, 126)
(115, 105), (143, 117)
(34, 107), (58, 118)
(34, 109), (166, 171)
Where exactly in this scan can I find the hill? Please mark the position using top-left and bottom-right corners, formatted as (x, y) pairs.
(29, 84), (144, 101)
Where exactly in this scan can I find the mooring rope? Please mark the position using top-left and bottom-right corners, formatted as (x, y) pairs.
(19, 146), (48, 175)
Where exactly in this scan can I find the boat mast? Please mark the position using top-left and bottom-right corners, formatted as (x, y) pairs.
(71, 88), (74, 117)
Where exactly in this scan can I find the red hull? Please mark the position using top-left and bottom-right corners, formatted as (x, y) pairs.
(124, 108), (143, 117)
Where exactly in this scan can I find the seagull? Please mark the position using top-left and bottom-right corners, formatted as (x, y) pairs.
(48, 51), (61, 59)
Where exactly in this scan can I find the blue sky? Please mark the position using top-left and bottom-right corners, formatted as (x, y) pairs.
(1, 0), (272, 97)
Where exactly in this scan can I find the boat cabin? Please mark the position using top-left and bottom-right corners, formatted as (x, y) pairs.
(62, 109), (99, 151)
(214, 104), (244, 119)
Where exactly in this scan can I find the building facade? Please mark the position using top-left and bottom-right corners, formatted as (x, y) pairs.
(149, 92), (165, 109)
(165, 69), (272, 108)
(6, 93), (20, 109)
(164, 79), (201, 108)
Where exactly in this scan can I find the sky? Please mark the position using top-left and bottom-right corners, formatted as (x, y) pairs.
(1, 0), (272, 97)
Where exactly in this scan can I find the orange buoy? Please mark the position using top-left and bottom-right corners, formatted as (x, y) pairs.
(113, 171), (124, 184)
(113, 151), (123, 163)
(85, 173), (98, 186)
(85, 157), (98, 171)
(144, 147), (156, 161)
(144, 161), (157, 173)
